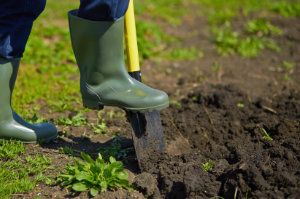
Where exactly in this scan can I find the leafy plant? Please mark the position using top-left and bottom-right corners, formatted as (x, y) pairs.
(214, 25), (239, 56)
(91, 118), (107, 134)
(55, 112), (87, 127)
(202, 160), (216, 172)
(246, 18), (282, 35)
(57, 152), (132, 197)
(237, 36), (280, 57)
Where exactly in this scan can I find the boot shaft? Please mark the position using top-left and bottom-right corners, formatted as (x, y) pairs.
(68, 10), (127, 86)
(0, 58), (20, 121)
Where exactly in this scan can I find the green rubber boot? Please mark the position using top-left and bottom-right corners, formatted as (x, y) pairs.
(68, 10), (169, 112)
(0, 58), (57, 143)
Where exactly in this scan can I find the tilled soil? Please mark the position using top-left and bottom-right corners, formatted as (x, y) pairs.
(136, 84), (299, 199)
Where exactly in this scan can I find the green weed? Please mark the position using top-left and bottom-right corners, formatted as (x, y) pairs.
(262, 128), (273, 140)
(213, 25), (239, 56)
(165, 68), (172, 75)
(25, 113), (48, 124)
(279, 61), (295, 81)
(107, 110), (116, 119)
(170, 100), (182, 108)
(59, 146), (75, 156)
(284, 73), (291, 81)
(237, 103), (245, 108)
(237, 36), (280, 58)
(107, 110), (125, 118)
(214, 24), (280, 57)
(91, 119), (107, 134)
(196, 0), (297, 58)
(270, 1), (300, 17)
(246, 18), (282, 35)
(211, 62), (222, 72)
(54, 112), (87, 127)
(202, 160), (216, 172)
(57, 152), (132, 197)
(281, 61), (295, 71)
(162, 46), (204, 61)
(97, 137), (134, 163)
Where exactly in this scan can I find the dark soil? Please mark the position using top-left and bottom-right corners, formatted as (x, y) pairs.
(20, 7), (300, 199)
(140, 84), (299, 199)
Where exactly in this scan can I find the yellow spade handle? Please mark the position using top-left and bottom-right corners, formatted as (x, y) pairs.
(124, 0), (140, 72)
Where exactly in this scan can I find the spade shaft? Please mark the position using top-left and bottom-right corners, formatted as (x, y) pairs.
(124, 0), (166, 170)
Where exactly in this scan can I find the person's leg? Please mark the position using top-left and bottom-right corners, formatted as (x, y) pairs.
(67, 1), (169, 112)
(0, 0), (58, 143)
(78, 0), (130, 21)
(0, 0), (46, 59)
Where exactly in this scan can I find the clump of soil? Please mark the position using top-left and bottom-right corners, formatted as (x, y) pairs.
(138, 84), (299, 199)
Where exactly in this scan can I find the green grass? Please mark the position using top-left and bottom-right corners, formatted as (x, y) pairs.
(0, 141), (53, 199)
(162, 46), (204, 60)
(197, 0), (300, 23)
(135, 0), (191, 25)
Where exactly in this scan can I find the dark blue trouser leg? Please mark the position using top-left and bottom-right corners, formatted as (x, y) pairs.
(0, 0), (130, 59)
(0, 0), (46, 59)
(78, 0), (130, 21)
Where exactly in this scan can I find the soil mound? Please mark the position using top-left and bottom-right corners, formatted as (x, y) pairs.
(138, 84), (299, 199)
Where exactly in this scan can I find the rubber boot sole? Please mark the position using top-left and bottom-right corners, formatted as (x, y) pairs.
(83, 99), (169, 113)
(0, 132), (58, 144)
